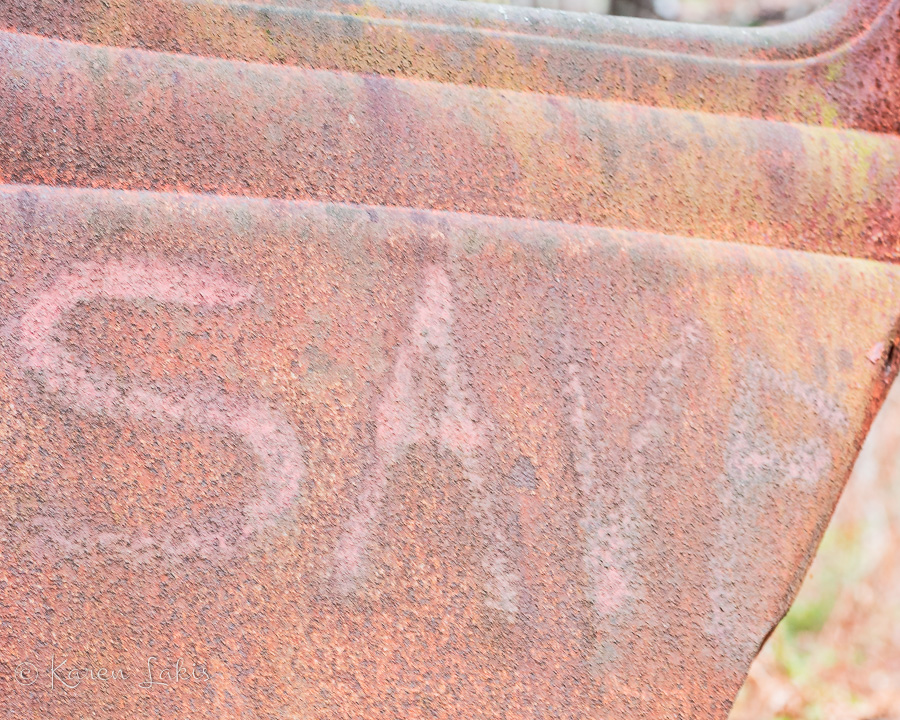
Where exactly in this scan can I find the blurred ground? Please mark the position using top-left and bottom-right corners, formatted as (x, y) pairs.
(729, 380), (900, 720)
(609, 0), (825, 25)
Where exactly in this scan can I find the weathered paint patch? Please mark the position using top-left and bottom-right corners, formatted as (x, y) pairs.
(10, 258), (305, 560)
(565, 357), (633, 620)
(335, 265), (522, 618)
(709, 361), (847, 661)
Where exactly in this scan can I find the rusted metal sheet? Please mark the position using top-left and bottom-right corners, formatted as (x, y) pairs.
(2, 184), (899, 719)
(1, 0), (899, 132)
(0, 29), (899, 260)
(0, 0), (898, 718)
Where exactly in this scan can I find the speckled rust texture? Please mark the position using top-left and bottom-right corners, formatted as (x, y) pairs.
(2, 0), (900, 133)
(0, 29), (899, 260)
(1, 185), (899, 719)
(0, 0), (899, 718)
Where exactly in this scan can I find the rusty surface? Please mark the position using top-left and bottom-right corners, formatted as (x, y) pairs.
(0, 0), (899, 718)
(0, 29), (899, 261)
(1, 0), (899, 132)
(2, 184), (899, 719)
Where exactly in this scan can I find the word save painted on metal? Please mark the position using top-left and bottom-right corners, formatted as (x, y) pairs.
(0, 0), (899, 718)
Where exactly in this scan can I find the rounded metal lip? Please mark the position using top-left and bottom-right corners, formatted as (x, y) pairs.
(4, 0), (898, 134)
(229, 0), (893, 61)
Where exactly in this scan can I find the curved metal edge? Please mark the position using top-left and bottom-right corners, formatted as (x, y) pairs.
(245, 0), (892, 60)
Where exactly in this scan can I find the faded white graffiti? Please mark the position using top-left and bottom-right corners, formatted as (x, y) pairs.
(708, 361), (847, 660)
(564, 361), (631, 619)
(334, 265), (521, 619)
(565, 323), (705, 627)
(13, 258), (305, 560)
